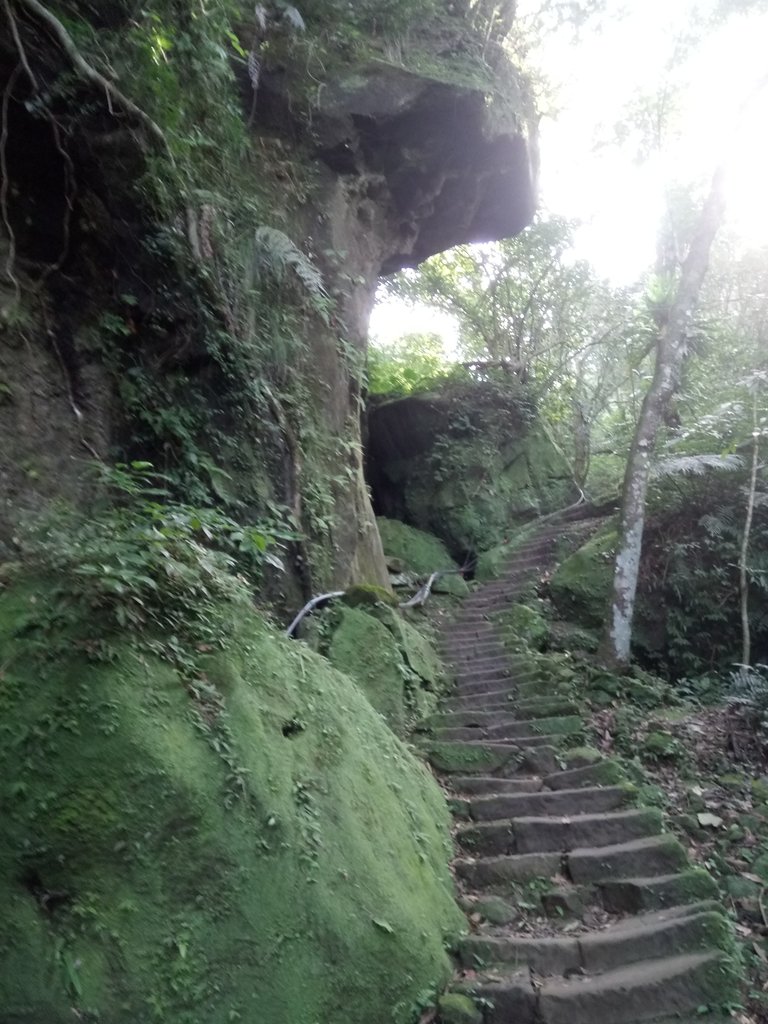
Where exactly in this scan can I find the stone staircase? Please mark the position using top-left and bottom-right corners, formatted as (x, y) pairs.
(425, 511), (739, 1024)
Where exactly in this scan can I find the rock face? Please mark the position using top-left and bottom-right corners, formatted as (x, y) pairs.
(0, 583), (462, 1023)
(367, 384), (576, 558)
(0, 9), (536, 601)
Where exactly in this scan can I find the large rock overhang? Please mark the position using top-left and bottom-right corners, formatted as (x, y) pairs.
(257, 59), (537, 274)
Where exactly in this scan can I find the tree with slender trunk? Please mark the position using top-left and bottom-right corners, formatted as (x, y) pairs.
(739, 378), (766, 667)
(602, 165), (727, 667)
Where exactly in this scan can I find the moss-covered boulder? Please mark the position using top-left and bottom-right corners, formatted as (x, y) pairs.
(377, 518), (469, 597)
(326, 605), (409, 732)
(0, 583), (462, 1024)
(549, 526), (617, 627)
(325, 604), (448, 728)
(368, 384), (576, 556)
(495, 601), (549, 649)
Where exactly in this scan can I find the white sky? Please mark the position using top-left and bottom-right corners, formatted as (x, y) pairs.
(371, 0), (768, 345)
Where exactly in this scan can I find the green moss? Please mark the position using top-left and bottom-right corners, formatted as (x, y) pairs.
(326, 606), (407, 733)
(422, 741), (519, 775)
(437, 992), (483, 1024)
(497, 602), (548, 648)
(377, 518), (469, 597)
(342, 583), (398, 608)
(642, 731), (685, 762)
(323, 604), (449, 728)
(561, 747), (604, 768)
(549, 526), (618, 627)
(0, 580), (462, 1024)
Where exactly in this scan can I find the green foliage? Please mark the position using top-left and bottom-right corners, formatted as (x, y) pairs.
(367, 333), (453, 396)
(17, 461), (293, 668)
(729, 663), (768, 750)
(252, 227), (330, 318)
(383, 217), (640, 482)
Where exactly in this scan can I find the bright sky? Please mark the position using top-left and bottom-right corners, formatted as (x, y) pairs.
(371, 0), (768, 345)
(532, 0), (768, 280)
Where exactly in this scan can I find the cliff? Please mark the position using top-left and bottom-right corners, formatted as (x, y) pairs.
(0, 0), (537, 605)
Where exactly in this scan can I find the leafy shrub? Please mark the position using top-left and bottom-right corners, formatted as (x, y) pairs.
(729, 663), (768, 751)
(17, 461), (294, 665)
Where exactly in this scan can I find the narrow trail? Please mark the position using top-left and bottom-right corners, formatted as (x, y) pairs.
(427, 509), (738, 1024)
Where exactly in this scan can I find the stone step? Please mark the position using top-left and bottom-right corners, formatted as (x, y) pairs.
(469, 785), (632, 821)
(455, 849), (562, 888)
(433, 714), (582, 743)
(447, 688), (518, 709)
(449, 776), (543, 796)
(445, 656), (511, 671)
(445, 697), (518, 714)
(543, 760), (627, 790)
(537, 951), (732, 1024)
(427, 701), (577, 728)
(467, 951), (732, 1024)
(455, 834), (688, 891)
(425, 741), (559, 778)
(457, 673), (515, 692)
(458, 903), (727, 976)
(598, 868), (719, 914)
(567, 835), (688, 884)
(457, 808), (662, 857)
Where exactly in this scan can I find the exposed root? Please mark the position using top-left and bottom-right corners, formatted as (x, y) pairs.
(14, 0), (170, 154)
(0, 64), (21, 303)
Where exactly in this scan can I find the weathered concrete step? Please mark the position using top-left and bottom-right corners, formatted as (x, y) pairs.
(455, 834), (688, 890)
(543, 760), (627, 790)
(567, 834), (688, 884)
(449, 776), (543, 796)
(598, 868), (719, 913)
(426, 699), (577, 729)
(444, 655), (511, 672)
(469, 785), (632, 821)
(467, 951), (733, 1024)
(428, 737), (563, 777)
(445, 697), (517, 714)
(455, 849), (562, 888)
(432, 715), (582, 744)
(444, 692), (518, 708)
(457, 808), (662, 857)
(458, 903), (727, 975)
(457, 673), (515, 692)
(457, 667), (539, 689)
(538, 950), (733, 1024)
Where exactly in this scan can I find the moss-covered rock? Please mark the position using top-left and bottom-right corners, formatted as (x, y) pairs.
(497, 601), (548, 648)
(326, 606), (408, 733)
(376, 518), (469, 597)
(0, 582), (462, 1024)
(342, 583), (398, 607)
(549, 526), (617, 627)
(324, 603), (449, 727)
(369, 387), (576, 557)
(437, 992), (483, 1024)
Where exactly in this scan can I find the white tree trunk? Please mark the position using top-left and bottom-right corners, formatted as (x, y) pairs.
(603, 167), (727, 667)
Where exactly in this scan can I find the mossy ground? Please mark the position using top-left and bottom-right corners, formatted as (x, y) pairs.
(0, 580), (463, 1024)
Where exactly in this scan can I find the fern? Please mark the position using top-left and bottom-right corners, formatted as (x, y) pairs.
(252, 227), (327, 304)
(652, 453), (744, 479)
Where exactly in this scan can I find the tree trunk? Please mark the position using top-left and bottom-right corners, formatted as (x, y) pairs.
(739, 390), (760, 666)
(602, 166), (727, 667)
